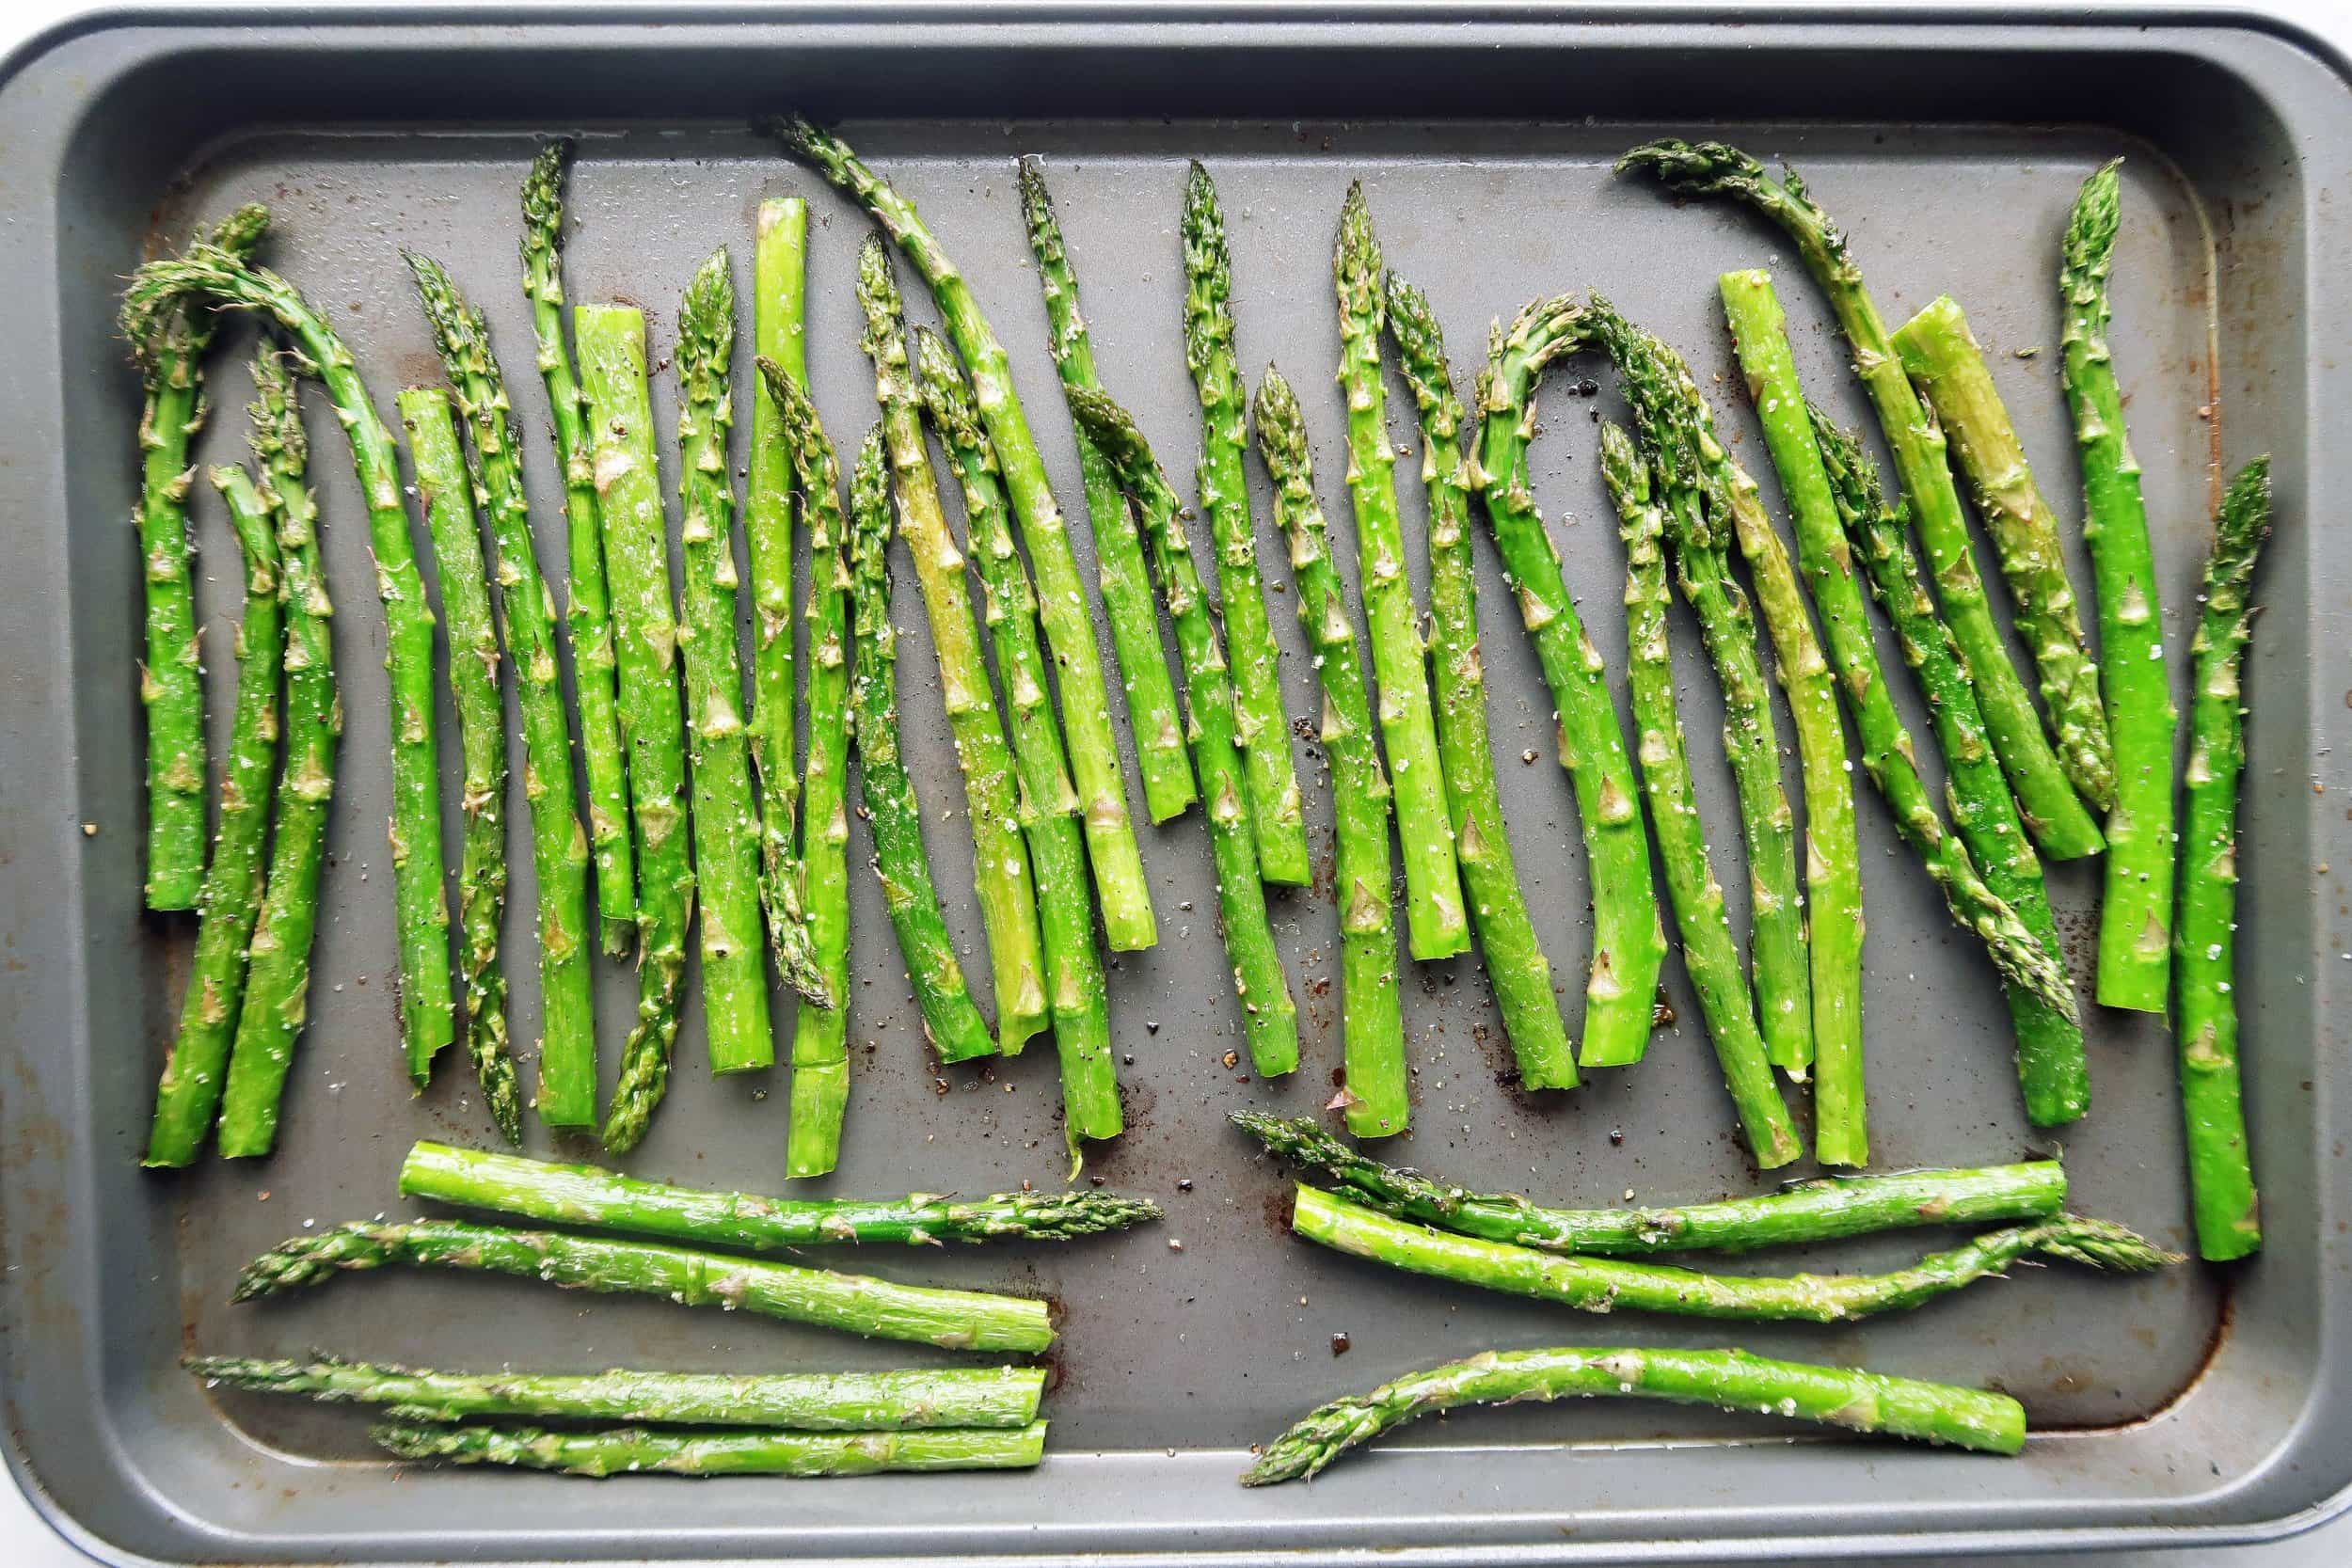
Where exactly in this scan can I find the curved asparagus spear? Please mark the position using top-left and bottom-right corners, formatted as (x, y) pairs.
(407, 253), (598, 1130)
(1252, 368), (1406, 1136)
(234, 1218), (1057, 1352)
(1016, 155), (1196, 832)
(2176, 458), (2270, 1260)
(913, 331), (1120, 1149)
(1185, 163), (1308, 886)
(1597, 420), (1798, 1168)
(143, 458), (282, 1166)
(845, 424), (996, 1065)
(126, 245), (454, 1138)
(127, 204), (268, 911)
(373, 1419), (1047, 1478)
(212, 352), (337, 1159)
(1233, 1112), (2067, 1255)
(398, 387), (520, 1136)
(1067, 386), (1302, 1077)
(1470, 295), (1663, 1068)
(399, 1139), (1161, 1245)
(574, 305), (694, 1154)
(190, 1353), (1045, 1430)
(1894, 295), (2113, 811)
(1384, 276), (1576, 1090)
(856, 240), (1045, 1054)
(521, 141), (635, 956)
(776, 119), (1157, 951)
(1334, 185), (1467, 958)
(1293, 1184), (2176, 1323)
(1619, 140), (2104, 860)
(2063, 162), (2178, 1012)
(675, 251), (775, 1076)
(1246, 1345), (2025, 1482)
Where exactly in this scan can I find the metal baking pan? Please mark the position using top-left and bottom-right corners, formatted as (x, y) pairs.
(1, 5), (2345, 1562)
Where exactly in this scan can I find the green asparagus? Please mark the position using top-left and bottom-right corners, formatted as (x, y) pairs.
(373, 1419), (1048, 1478)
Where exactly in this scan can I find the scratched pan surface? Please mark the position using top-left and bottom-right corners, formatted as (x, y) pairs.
(0, 8), (2345, 1565)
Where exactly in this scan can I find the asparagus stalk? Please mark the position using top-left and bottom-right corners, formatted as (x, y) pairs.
(189, 1353), (1045, 1430)
(1597, 420), (1799, 1169)
(1246, 1346), (2024, 1482)
(399, 1139), (1160, 1245)
(233, 1218), (1057, 1353)
(845, 424), (996, 1065)
(777, 119), (1157, 951)
(1619, 140), (2106, 860)
(373, 1419), (1047, 1478)
(128, 204), (268, 911)
(406, 253), (598, 1130)
(1252, 368), (1407, 1136)
(1470, 294), (1663, 1068)
(2176, 458), (2270, 1261)
(1812, 411), (2089, 1119)
(521, 141), (635, 956)
(1334, 185), (1468, 959)
(913, 330), (1120, 1149)
(2063, 162), (2179, 1012)
(758, 359), (855, 1175)
(574, 305), (695, 1153)
(1233, 1112), (2067, 1255)
(1184, 163), (1310, 886)
(856, 240), (1046, 1054)
(143, 457), (282, 1166)
(1292, 1184), (2176, 1323)
(1066, 386), (1303, 1078)
(126, 245), (455, 1141)
(398, 387), (521, 1136)
(674, 252), (775, 1076)
(1384, 275), (1576, 1090)
(1016, 155), (1197, 832)
(211, 353), (337, 1159)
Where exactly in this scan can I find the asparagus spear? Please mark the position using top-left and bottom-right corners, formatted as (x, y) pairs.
(373, 1420), (1047, 1478)
(1812, 411), (2090, 1119)
(1292, 1184), (2176, 1323)
(399, 1139), (1161, 1245)
(913, 329), (1120, 1149)
(1184, 163), (1309, 886)
(126, 245), (455, 1140)
(1384, 275), (1576, 1090)
(1233, 1112), (2067, 1255)
(674, 252), (776, 1076)
(845, 423), (996, 1065)
(234, 1218), (1057, 1352)
(211, 352), (337, 1159)
(1252, 368), (1407, 1136)
(143, 458), (282, 1166)
(1066, 386), (1303, 1078)
(574, 305), (695, 1153)
(1597, 420), (1799, 1169)
(1470, 294), (1663, 1068)
(1334, 185), (1468, 958)
(1246, 1346), (2025, 1482)
(1016, 155), (1197, 831)
(521, 141), (636, 957)
(777, 119), (1158, 951)
(1619, 141), (2105, 860)
(759, 359), (855, 1175)
(2176, 458), (2270, 1261)
(189, 1353), (1045, 1429)
(398, 387), (521, 1136)
(856, 240), (1046, 1054)
(406, 254), (598, 1130)
(128, 204), (268, 911)
(2063, 162), (2179, 1013)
